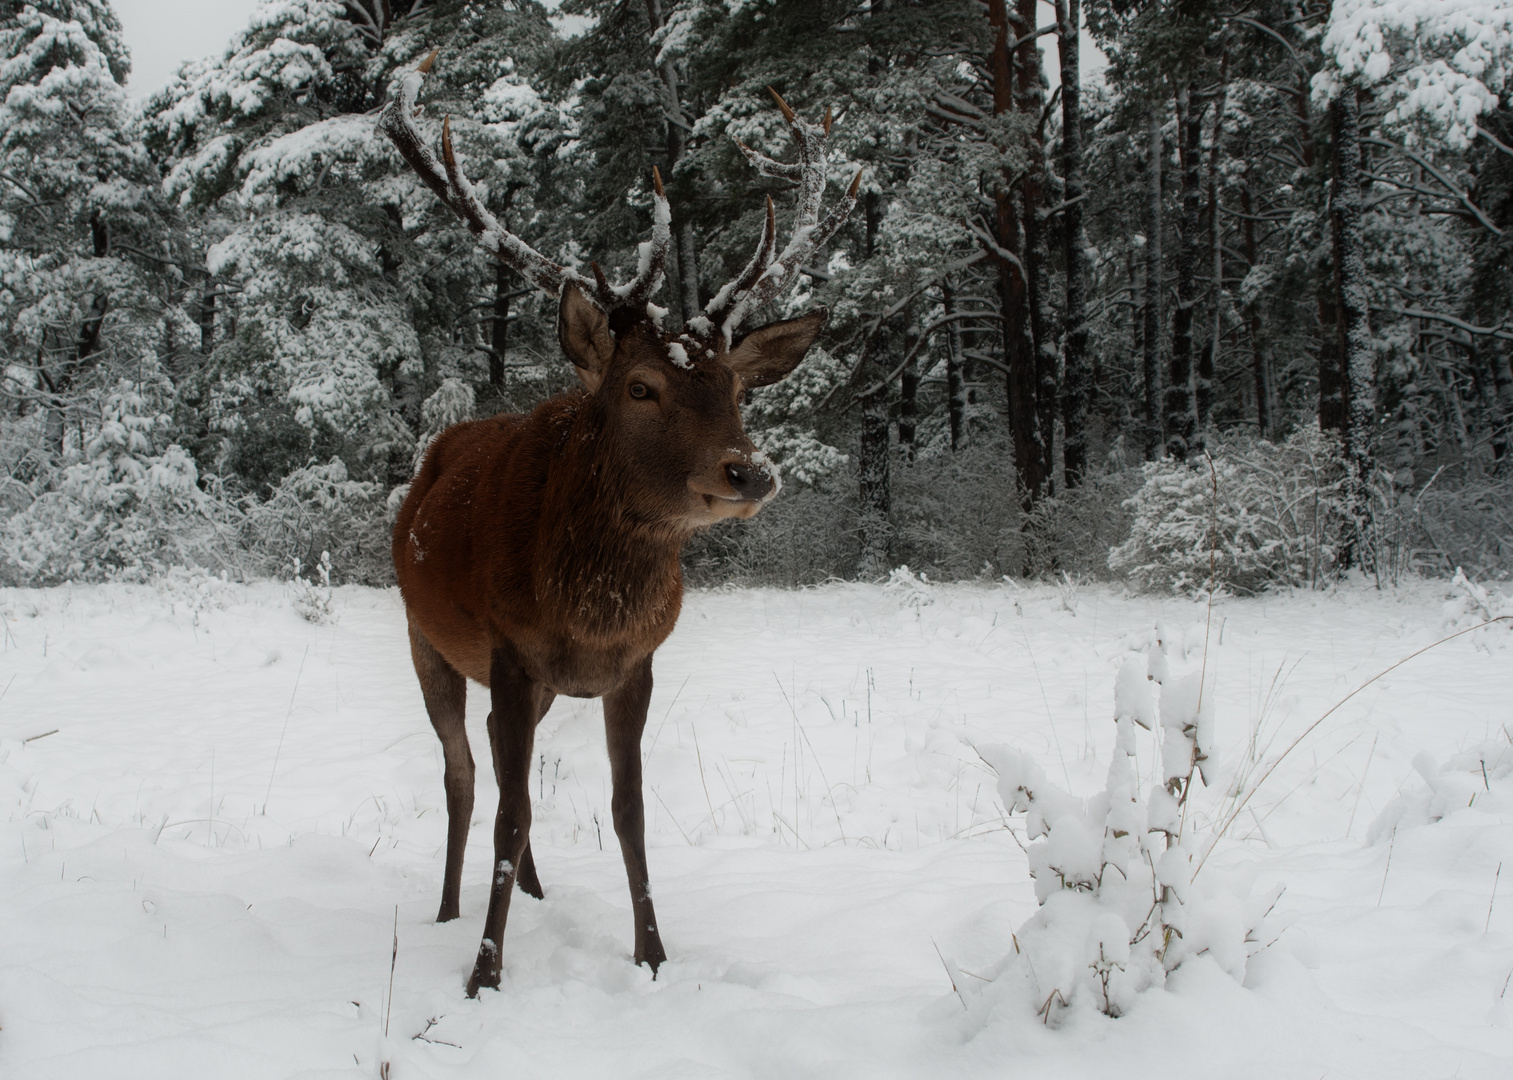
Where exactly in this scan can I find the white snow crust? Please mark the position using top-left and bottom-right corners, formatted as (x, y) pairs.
(1, 579), (1510, 1076)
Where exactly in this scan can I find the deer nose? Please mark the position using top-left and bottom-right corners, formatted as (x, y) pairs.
(724, 460), (773, 500)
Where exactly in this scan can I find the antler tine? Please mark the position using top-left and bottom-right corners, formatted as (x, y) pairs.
(379, 57), (569, 297)
(700, 91), (860, 341)
(767, 86), (796, 122)
(605, 167), (672, 309)
(698, 195), (777, 333)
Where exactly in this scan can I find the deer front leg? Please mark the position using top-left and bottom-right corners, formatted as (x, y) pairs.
(408, 621), (472, 923)
(467, 645), (549, 997)
(603, 656), (667, 974)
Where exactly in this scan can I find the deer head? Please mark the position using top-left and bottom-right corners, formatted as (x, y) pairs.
(379, 58), (859, 529)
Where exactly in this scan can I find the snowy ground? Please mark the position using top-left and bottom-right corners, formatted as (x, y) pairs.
(1, 573), (1510, 1078)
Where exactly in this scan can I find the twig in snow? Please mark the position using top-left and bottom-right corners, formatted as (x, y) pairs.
(932, 938), (968, 1010)
(692, 726), (719, 834)
(1488, 862), (1502, 934)
(642, 673), (691, 766)
(1378, 827), (1397, 907)
(773, 673), (847, 842)
(262, 643), (310, 814)
(384, 905), (398, 1037)
(22, 728), (57, 743)
(651, 786), (694, 845)
(412, 1016), (460, 1048)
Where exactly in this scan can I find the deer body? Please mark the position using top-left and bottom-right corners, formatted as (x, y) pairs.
(378, 60), (858, 997)
(397, 396), (684, 699)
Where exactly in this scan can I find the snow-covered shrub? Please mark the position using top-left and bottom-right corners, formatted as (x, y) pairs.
(1110, 426), (1349, 595)
(289, 550), (335, 623)
(1023, 469), (1141, 579)
(238, 457), (390, 585)
(1373, 475), (1513, 583)
(0, 379), (228, 584)
(979, 626), (1275, 1020)
(1368, 735), (1513, 845)
(890, 435), (1032, 579)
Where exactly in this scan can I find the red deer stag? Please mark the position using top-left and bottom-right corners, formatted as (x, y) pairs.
(378, 55), (859, 995)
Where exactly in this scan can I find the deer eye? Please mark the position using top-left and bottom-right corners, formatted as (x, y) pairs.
(629, 382), (650, 399)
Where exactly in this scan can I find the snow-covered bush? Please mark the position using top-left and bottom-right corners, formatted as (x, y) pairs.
(238, 458), (390, 585)
(1110, 427), (1350, 595)
(978, 626), (1275, 1020)
(1368, 735), (1513, 845)
(0, 379), (227, 584)
(289, 550), (335, 623)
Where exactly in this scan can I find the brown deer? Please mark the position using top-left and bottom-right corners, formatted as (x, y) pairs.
(378, 55), (859, 996)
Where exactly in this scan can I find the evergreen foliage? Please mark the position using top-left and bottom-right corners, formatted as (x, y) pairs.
(0, 0), (1509, 586)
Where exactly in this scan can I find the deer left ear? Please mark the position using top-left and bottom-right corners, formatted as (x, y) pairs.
(724, 308), (828, 388)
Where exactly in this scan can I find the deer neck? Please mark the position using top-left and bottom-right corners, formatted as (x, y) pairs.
(534, 407), (690, 639)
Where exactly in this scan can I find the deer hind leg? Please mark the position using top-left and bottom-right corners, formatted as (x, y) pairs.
(603, 657), (667, 974)
(408, 620), (472, 924)
(467, 644), (553, 997)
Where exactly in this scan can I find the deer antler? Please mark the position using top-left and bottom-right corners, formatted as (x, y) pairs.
(379, 53), (669, 312)
(695, 88), (862, 343)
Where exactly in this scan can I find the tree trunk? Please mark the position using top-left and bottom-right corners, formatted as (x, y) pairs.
(1167, 83), (1202, 459)
(1199, 60), (1227, 442)
(1057, 0), (1090, 487)
(1484, 344), (1513, 467)
(1018, 0), (1056, 495)
(1330, 88), (1375, 565)
(45, 210), (111, 454)
(200, 281), (216, 355)
(1142, 107), (1164, 460)
(898, 320), (919, 461)
(490, 262), (511, 388)
(858, 328), (892, 578)
(943, 284), (967, 452)
(987, 0), (1042, 508)
(1240, 168), (1270, 437)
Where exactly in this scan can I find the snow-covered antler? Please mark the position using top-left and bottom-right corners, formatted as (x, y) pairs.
(378, 52), (669, 311)
(696, 88), (862, 342)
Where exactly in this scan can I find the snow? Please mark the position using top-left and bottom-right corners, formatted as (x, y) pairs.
(665, 341), (692, 369)
(1, 578), (1511, 1076)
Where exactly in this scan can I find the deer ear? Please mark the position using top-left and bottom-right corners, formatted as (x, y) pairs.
(557, 280), (614, 391)
(724, 308), (828, 388)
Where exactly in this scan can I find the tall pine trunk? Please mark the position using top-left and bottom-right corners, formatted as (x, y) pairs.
(1142, 107), (1164, 459)
(45, 209), (110, 454)
(1330, 88), (1374, 565)
(490, 263), (512, 388)
(943, 284), (968, 452)
(857, 326), (892, 578)
(987, 0), (1042, 508)
(1057, 0), (1090, 487)
(199, 279), (216, 356)
(1240, 166), (1271, 437)
(1018, 0), (1056, 496)
(898, 321), (919, 461)
(1199, 61), (1227, 441)
(1167, 83), (1202, 459)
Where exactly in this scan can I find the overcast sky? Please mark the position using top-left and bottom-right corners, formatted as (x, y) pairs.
(111, 0), (1102, 101)
(114, 0), (260, 98)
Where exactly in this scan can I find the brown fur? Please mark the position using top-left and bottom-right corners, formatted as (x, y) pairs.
(395, 284), (824, 994)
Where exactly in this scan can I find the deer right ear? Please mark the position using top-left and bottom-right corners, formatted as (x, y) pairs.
(557, 281), (614, 392)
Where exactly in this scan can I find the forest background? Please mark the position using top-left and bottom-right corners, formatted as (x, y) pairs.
(2, 0), (1510, 594)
